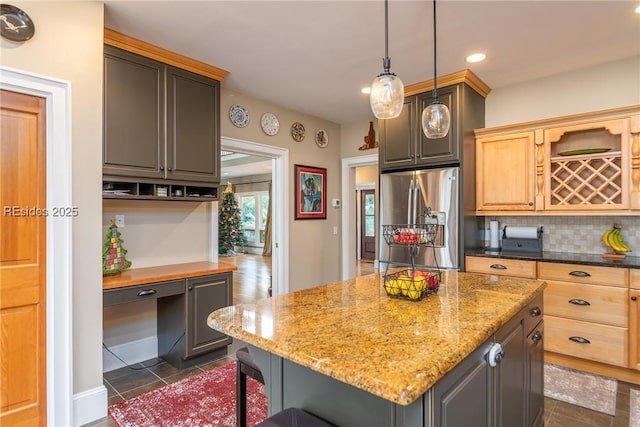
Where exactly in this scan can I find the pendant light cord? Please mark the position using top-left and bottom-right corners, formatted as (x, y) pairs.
(383, 0), (391, 73)
(432, 0), (439, 101)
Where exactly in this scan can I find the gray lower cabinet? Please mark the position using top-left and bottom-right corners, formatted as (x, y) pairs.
(155, 273), (232, 368)
(185, 273), (233, 358)
(103, 45), (220, 185)
(435, 294), (543, 427)
(254, 293), (544, 427)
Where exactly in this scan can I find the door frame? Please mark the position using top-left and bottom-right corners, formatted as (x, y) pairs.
(341, 154), (378, 280)
(220, 136), (289, 295)
(0, 67), (73, 426)
(356, 183), (376, 261)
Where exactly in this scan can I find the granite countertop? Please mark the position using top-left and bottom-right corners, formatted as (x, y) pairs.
(207, 270), (545, 406)
(103, 261), (237, 290)
(466, 248), (640, 269)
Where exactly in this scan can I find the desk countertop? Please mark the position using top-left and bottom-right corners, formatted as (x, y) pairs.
(208, 270), (545, 405)
(103, 261), (238, 290)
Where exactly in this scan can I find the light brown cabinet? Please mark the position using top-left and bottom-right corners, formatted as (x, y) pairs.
(475, 131), (537, 212)
(465, 256), (536, 278)
(466, 255), (640, 384)
(474, 106), (640, 215)
(539, 262), (628, 368)
(630, 270), (640, 371)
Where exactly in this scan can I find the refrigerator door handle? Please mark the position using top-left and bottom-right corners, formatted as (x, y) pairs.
(412, 182), (420, 225)
(407, 178), (414, 225)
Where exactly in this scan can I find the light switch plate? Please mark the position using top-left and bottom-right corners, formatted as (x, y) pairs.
(115, 215), (125, 228)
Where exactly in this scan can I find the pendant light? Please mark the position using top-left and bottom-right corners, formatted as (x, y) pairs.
(421, 0), (450, 138)
(370, 0), (404, 119)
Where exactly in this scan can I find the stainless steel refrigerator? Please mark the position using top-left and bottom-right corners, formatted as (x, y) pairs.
(379, 166), (480, 271)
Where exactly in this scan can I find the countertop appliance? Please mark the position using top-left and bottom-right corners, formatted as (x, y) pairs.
(379, 166), (482, 270)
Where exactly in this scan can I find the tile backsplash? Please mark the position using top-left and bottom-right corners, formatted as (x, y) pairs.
(484, 216), (640, 255)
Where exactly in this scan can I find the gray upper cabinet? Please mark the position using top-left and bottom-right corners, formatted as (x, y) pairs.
(166, 66), (220, 183)
(379, 82), (485, 172)
(103, 46), (165, 179)
(103, 45), (220, 185)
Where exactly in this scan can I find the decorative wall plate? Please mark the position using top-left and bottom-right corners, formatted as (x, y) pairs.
(290, 122), (305, 142)
(229, 104), (249, 128)
(315, 129), (328, 148)
(0, 4), (35, 42)
(260, 112), (280, 136)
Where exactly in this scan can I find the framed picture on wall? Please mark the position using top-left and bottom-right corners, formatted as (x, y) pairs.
(294, 164), (326, 220)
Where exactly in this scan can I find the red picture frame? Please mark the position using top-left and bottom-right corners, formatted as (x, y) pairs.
(294, 164), (327, 220)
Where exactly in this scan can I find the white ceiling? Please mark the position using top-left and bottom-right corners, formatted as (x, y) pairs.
(104, 1), (640, 126)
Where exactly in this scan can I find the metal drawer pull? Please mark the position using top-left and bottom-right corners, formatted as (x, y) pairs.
(531, 331), (543, 343)
(569, 270), (591, 278)
(490, 264), (507, 270)
(568, 299), (591, 306)
(569, 336), (591, 344)
(530, 307), (541, 317)
(137, 289), (158, 297)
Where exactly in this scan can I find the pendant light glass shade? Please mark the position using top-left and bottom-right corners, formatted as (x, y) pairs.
(370, 0), (404, 119)
(370, 71), (404, 119)
(422, 0), (450, 139)
(422, 101), (450, 138)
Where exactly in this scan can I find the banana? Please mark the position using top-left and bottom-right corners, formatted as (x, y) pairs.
(601, 229), (613, 247)
(608, 227), (632, 253)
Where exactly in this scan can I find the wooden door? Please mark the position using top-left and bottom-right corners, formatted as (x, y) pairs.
(0, 89), (47, 426)
(360, 190), (375, 261)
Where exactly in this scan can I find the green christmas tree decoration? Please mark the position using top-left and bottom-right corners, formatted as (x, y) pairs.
(103, 217), (132, 275)
(218, 182), (247, 255)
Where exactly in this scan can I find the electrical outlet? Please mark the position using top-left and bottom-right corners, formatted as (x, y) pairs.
(115, 215), (125, 228)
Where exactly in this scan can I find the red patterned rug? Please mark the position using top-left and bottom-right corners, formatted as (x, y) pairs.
(109, 360), (267, 426)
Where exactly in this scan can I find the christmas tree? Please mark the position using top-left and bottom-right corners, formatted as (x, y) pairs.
(103, 218), (132, 275)
(218, 182), (247, 255)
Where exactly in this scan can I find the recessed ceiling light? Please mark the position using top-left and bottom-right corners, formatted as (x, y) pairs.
(465, 53), (486, 63)
(361, 87), (371, 94)
(635, 4), (640, 13)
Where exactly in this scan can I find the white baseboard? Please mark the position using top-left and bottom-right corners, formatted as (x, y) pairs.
(103, 336), (158, 372)
(73, 385), (107, 427)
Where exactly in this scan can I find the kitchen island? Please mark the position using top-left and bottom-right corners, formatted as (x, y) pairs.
(208, 270), (546, 427)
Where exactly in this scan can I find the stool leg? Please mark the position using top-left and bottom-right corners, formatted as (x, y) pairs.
(237, 362), (247, 427)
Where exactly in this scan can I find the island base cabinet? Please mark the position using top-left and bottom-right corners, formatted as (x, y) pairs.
(250, 296), (543, 427)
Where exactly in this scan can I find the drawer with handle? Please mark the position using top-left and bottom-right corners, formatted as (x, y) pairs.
(544, 281), (627, 327)
(103, 279), (185, 305)
(465, 256), (536, 278)
(545, 315), (627, 367)
(538, 262), (627, 287)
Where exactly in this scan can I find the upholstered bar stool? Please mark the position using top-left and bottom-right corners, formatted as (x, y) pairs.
(236, 346), (265, 427)
(255, 407), (336, 427)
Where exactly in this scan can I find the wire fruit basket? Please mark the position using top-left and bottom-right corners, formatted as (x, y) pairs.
(383, 269), (441, 301)
(382, 223), (438, 246)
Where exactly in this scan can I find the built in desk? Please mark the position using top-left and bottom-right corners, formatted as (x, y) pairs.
(103, 261), (237, 368)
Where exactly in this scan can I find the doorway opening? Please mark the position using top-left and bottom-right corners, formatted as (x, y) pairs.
(220, 137), (289, 296)
(340, 153), (378, 280)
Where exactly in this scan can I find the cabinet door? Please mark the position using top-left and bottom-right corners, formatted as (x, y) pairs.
(476, 131), (536, 211)
(630, 289), (640, 371)
(103, 45), (165, 179)
(379, 96), (417, 172)
(416, 84), (459, 166)
(526, 322), (544, 427)
(185, 273), (232, 358)
(166, 67), (220, 183)
(433, 339), (492, 427)
(495, 316), (526, 427)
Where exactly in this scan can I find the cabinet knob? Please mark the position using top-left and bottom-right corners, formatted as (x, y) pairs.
(160, 166), (165, 171)
(632, 296), (637, 301)
(488, 343), (504, 367)
(528, 202), (533, 206)
(531, 331), (543, 343)
(168, 167), (173, 172)
(530, 307), (541, 317)
(188, 286), (193, 291)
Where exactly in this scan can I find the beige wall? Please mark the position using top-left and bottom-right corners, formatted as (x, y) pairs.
(221, 89), (344, 288)
(0, 0), (104, 398)
(356, 165), (378, 185)
(485, 55), (640, 127)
